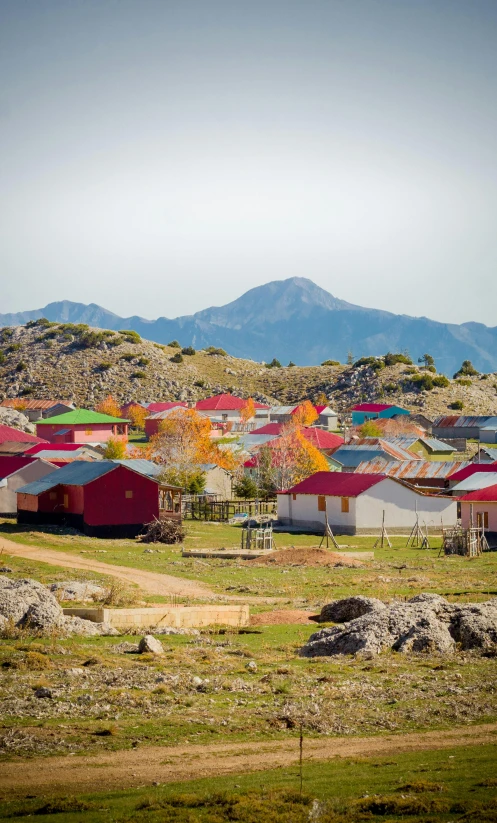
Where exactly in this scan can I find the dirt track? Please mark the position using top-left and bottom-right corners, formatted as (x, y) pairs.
(0, 723), (495, 798)
(0, 536), (214, 600)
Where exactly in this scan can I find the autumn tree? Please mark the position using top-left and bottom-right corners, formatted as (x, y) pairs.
(254, 428), (329, 492)
(358, 420), (383, 438)
(292, 400), (318, 428)
(127, 403), (148, 430)
(103, 436), (127, 459)
(240, 397), (256, 423)
(315, 393), (328, 407)
(95, 395), (121, 418)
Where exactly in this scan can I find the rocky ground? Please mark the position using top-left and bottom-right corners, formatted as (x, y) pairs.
(1, 322), (497, 415)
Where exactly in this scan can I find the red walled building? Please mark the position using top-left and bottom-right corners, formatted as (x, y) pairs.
(36, 409), (129, 445)
(17, 461), (159, 538)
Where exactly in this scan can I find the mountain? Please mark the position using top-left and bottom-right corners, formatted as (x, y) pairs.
(2, 278), (497, 375)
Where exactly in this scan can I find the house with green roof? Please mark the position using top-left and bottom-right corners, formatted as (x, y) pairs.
(36, 409), (130, 445)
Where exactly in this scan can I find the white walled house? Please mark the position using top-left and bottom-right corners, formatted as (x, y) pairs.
(195, 394), (269, 425)
(277, 472), (457, 534)
(0, 457), (58, 516)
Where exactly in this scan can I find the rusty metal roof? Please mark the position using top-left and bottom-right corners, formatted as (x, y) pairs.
(0, 399), (66, 410)
(432, 415), (497, 428)
(354, 459), (471, 480)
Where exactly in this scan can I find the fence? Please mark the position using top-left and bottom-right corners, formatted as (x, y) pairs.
(183, 498), (276, 522)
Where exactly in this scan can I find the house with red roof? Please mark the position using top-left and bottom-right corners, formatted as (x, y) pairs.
(277, 471), (457, 534)
(351, 403), (410, 426)
(459, 484), (497, 540)
(0, 425), (47, 447)
(196, 394), (269, 425)
(0, 456), (57, 515)
(268, 404), (338, 431)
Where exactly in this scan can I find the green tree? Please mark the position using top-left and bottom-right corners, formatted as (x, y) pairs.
(418, 353), (435, 368)
(234, 475), (259, 499)
(453, 360), (479, 379)
(265, 358), (282, 368)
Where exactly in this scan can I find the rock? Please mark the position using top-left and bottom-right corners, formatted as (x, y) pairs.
(0, 407), (35, 433)
(138, 635), (164, 655)
(63, 617), (118, 637)
(0, 567), (12, 573)
(49, 581), (107, 602)
(191, 676), (203, 689)
(34, 687), (52, 699)
(318, 596), (386, 623)
(300, 593), (497, 659)
(246, 660), (258, 673)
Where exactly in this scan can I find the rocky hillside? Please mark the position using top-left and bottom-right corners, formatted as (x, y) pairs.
(0, 321), (496, 417)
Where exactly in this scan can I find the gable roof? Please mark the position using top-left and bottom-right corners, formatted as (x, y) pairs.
(111, 459), (162, 477)
(280, 472), (386, 497)
(448, 464), (497, 483)
(450, 474), (497, 493)
(36, 409), (129, 426)
(0, 425), (47, 445)
(0, 456), (37, 480)
(351, 403), (396, 412)
(432, 415), (497, 428)
(354, 459), (470, 480)
(196, 394), (269, 411)
(24, 443), (92, 455)
(146, 401), (188, 413)
(18, 460), (161, 496)
(459, 483), (497, 503)
(0, 399), (68, 411)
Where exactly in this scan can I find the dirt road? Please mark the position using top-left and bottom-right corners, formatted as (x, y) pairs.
(0, 723), (495, 798)
(0, 535), (214, 600)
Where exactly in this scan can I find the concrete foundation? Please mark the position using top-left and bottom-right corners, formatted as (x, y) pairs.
(63, 604), (249, 630)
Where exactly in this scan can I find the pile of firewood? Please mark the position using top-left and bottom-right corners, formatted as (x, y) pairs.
(140, 516), (186, 544)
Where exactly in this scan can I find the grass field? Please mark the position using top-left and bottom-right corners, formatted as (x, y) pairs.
(1, 743), (496, 821)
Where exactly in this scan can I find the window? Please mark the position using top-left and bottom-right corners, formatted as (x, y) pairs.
(125, 490), (133, 499)
(341, 497), (349, 513)
(63, 494), (68, 508)
(292, 493), (296, 501)
(318, 495), (326, 512)
(49, 492), (56, 501)
(85, 428), (93, 435)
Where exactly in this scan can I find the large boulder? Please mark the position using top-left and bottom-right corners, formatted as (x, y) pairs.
(0, 407), (36, 434)
(138, 635), (164, 655)
(318, 596), (386, 623)
(49, 581), (107, 602)
(300, 593), (497, 658)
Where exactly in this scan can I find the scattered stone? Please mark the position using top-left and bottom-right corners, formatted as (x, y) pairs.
(300, 594), (497, 658)
(246, 660), (258, 673)
(0, 567), (12, 574)
(49, 581), (106, 602)
(317, 596), (386, 623)
(138, 635), (164, 655)
(34, 687), (52, 699)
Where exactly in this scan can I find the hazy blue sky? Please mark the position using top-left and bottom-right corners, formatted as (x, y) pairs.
(1, 0), (496, 325)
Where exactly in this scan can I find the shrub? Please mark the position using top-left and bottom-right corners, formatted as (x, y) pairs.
(234, 476), (259, 499)
(79, 331), (108, 349)
(383, 382), (397, 393)
(170, 353), (183, 364)
(456, 378), (472, 387)
(353, 356), (385, 371)
(16, 361), (27, 372)
(194, 379), (206, 387)
(287, 361), (296, 367)
(131, 370), (147, 379)
(450, 400), (464, 410)
(181, 346), (196, 356)
(7, 343), (22, 353)
(204, 346), (227, 356)
(137, 357), (150, 366)
(409, 373), (434, 391)
(321, 359), (340, 366)
(168, 340), (181, 348)
(384, 352), (412, 366)
(454, 359), (479, 378)
(106, 335), (123, 347)
(27, 317), (55, 328)
(433, 375), (450, 388)
(265, 358), (282, 368)
(0, 351), (5, 365)
(58, 323), (89, 334)
(426, 365), (437, 373)
(119, 329), (141, 344)
(99, 362), (112, 371)
(120, 353), (135, 362)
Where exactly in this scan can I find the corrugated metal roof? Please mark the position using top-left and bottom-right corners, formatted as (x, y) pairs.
(448, 464), (497, 482)
(37, 409), (129, 425)
(111, 459), (162, 477)
(196, 394), (268, 411)
(0, 456), (36, 479)
(0, 425), (46, 445)
(480, 448), (497, 461)
(0, 399), (66, 410)
(146, 401), (188, 413)
(432, 415), (497, 428)
(351, 403), (396, 412)
(147, 407), (190, 420)
(0, 442), (31, 454)
(422, 438), (456, 453)
(354, 459), (470, 480)
(451, 474), (497, 493)
(17, 462), (117, 495)
(280, 472), (386, 496)
(269, 406), (297, 415)
(459, 483), (497, 502)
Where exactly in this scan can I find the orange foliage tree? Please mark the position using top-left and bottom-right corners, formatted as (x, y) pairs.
(292, 400), (318, 428)
(127, 403), (149, 430)
(150, 408), (239, 490)
(255, 427), (329, 492)
(240, 397), (256, 423)
(102, 436), (127, 459)
(95, 395), (121, 418)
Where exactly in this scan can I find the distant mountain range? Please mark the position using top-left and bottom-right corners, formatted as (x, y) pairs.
(1, 277), (496, 375)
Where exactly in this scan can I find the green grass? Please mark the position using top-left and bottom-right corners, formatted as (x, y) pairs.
(1, 743), (496, 821)
(1, 519), (496, 610)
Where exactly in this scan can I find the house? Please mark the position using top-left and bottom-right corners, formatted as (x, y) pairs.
(479, 423), (497, 445)
(314, 405), (339, 431)
(0, 399), (74, 422)
(432, 415), (497, 442)
(354, 459), (470, 490)
(199, 464), (233, 498)
(35, 409), (129, 445)
(450, 473), (497, 496)
(351, 403), (410, 426)
(247, 424), (343, 452)
(196, 394), (269, 424)
(477, 447), (497, 463)
(144, 406), (192, 439)
(445, 463), (497, 488)
(17, 461), (168, 538)
(0, 457), (58, 516)
(0, 424), (47, 448)
(330, 440), (419, 471)
(277, 472), (457, 534)
(459, 484), (497, 541)
(147, 401), (188, 414)
(24, 443), (103, 465)
(377, 435), (457, 462)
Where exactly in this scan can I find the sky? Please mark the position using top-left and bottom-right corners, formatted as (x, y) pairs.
(0, 0), (496, 325)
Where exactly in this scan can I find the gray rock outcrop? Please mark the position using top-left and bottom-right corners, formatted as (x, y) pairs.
(49, 581), (107, 602)
(0, 407), (36, 434)
(0, 576), (118, 636)
(300, 594), (497, 658)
